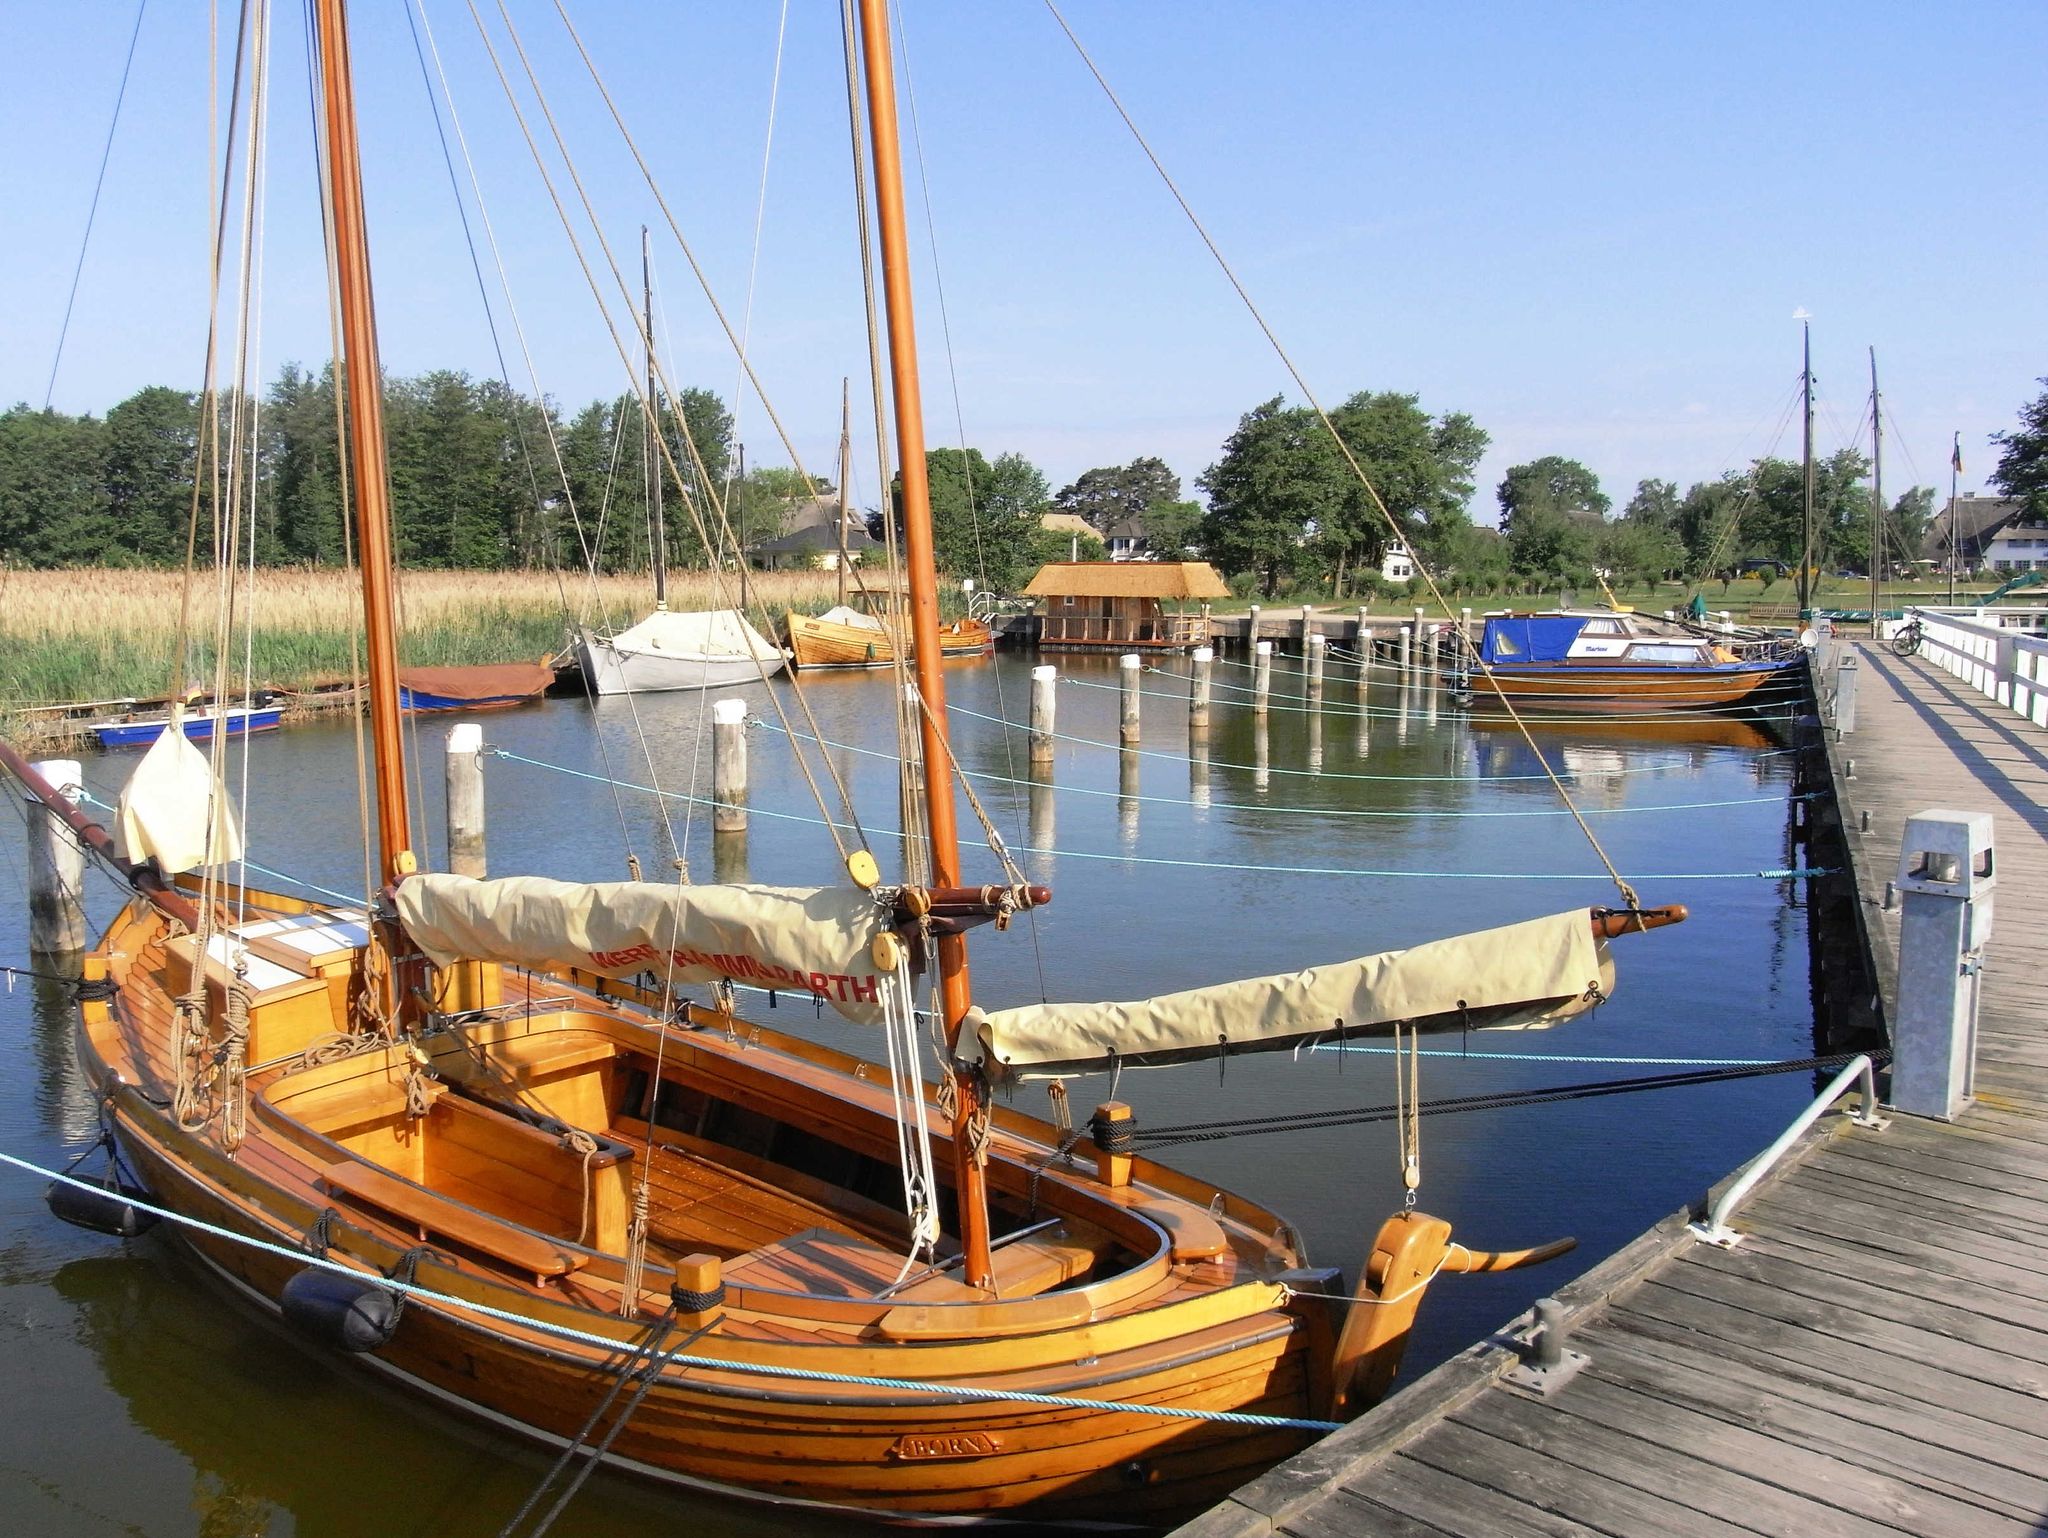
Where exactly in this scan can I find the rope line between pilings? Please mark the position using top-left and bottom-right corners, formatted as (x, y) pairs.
(1132, 1052), (1889, 1148)
(0, 1149), (1341, 1434)
(1065, 670), (1813, 727)
(945, 703), (1804, 782)
(751, 721), (1808, 822)
(487, 749), (1832, 884)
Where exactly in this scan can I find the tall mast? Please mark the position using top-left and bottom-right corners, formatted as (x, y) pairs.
(836, 378), (852, 610)
(644, 227), (668, 611)
(855, 0), (994, 1287)
(1948, 432), (1961, 605)
(1868, 348), (1882, 637)
(1799, 317), (1816, 615)
(312, 0), (411, 888)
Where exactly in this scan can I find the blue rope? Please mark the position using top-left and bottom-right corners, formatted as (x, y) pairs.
(943, 703), (1802, 783)
(749, 721), (1803, 822)
(0, 1149), (1340, 1434)
(487, 749), (1828, 883)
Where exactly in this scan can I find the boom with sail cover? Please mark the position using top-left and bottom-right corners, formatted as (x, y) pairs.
(396, 874), (891, 1024)
(963, 908), (1612, 1081)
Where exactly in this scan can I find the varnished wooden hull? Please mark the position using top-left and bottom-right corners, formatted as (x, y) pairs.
(787, 613), (992, 671)
(76, 894), (1325, 1526)
(1461, 660), (1796, 712)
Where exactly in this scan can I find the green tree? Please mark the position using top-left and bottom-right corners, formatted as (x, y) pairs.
(1139, 497), (1203, 558)
(1052, 456), (1181, 533)
(104, 385), (201, 563)
(0, 404), (110, 564)
(261, 363), (345, 563)
(1991, 378), (2048, 519)
(1318, 391), (1488, 588)
(1197, 398), (1339, 596)
(899, 446), (1050, 591)
(1497, 456), (1608, 578)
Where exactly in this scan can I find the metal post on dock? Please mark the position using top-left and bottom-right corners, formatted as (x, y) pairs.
(1306, 633), (1326, 703)
(1253, 640), (1273, 715)
(1118, 653), (1142, 745)
(25, 757), (86, 953)
(1188, 646), (1213, 732)
(1834, 652), (1860, 736)
(711, 697), (748, 834)
(444, 724), (486, 878)
(1029, 665), (1057, 768)
(1891, 811), (1994, 1120)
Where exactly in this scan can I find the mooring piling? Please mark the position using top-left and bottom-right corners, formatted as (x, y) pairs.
(712, 698), (748, 834)
(1253, 641), (1273, 715)
(1189, 646), (1214, 732)
(25, 757), (85, 953)
(444, 724), (486, 878)
(1029, 665), (1057, 767)
(1119, 654), (1142, 744)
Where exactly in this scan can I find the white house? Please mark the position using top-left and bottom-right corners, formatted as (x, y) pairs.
(1380, 541), (1415, 582)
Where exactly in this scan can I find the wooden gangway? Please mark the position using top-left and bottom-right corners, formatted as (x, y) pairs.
(1176, 637), (2048, 1538)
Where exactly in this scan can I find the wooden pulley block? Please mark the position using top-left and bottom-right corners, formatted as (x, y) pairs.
(871, 931), (905, 973)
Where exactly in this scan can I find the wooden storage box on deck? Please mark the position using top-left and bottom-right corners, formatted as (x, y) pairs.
(163, 933), (334, 1065)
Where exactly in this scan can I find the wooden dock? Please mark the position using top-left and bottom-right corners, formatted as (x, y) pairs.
(1175, 639), (2048, 1538)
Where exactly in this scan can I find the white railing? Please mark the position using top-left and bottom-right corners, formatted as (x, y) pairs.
(1908, 607), (2048, 728)
(1690, 1055), (1886, 1247)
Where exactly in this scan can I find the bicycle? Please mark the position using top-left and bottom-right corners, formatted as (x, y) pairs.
(1889, 619), (1923, 658)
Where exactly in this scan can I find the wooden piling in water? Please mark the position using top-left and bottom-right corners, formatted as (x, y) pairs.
(1253, 641), (1273, 715)
(1306, 633), (1326, 702)
(445, 724), (486, 878)
(1247, 604), (1262, 652)
(712, 698), (748, 833)
(1189, 646), (1214, 732)
(1029, 665), (1056, 767)
(1119, 654), (1142, 744)
(25, 757), (85, 953)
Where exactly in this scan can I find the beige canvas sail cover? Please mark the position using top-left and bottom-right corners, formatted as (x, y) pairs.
(113, 715), (245, 874)
(963, 909), (1611, 1081)
(396, 873), (889, 1024)
(608, 608), (784, 660)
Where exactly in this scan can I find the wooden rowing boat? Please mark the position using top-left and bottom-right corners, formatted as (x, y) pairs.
(786, 606), (992, 670)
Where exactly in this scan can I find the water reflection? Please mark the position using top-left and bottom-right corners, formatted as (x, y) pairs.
(0, 653), (1819, 1536)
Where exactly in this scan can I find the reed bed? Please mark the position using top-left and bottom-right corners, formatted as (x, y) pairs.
(0, 566), (849, 732)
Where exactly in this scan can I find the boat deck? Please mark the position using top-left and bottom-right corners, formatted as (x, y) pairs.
(1173, 642), (2048, 1538)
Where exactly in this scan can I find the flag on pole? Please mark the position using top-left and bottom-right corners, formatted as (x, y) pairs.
(1952, 434), (1964, 476)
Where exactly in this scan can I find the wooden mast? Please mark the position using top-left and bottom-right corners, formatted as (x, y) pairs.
(644, 226), (668, 611)
(312, 0), (411, 890)
(854, 0), (994, 1287)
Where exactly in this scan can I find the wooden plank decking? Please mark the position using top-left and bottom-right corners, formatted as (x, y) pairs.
(1175, 642), (2048, 1538)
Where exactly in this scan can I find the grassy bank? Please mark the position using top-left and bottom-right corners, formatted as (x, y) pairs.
(0, 566), (848, 720)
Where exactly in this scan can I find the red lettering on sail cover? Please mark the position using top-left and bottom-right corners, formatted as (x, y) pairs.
(577, 944), (883, 1012)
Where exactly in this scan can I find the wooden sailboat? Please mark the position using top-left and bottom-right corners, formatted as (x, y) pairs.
(786, 604), (992, 670)
(6, 1), (1691, 1524)
(573, 230), (787, 695)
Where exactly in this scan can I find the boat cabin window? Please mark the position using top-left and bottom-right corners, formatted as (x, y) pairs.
(1630, 643), (1708, 664)
(1491, 629), (1522, 657)
(1581, 618), (1624, 635)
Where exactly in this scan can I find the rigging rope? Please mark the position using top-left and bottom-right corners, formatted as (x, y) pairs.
(1130, 1052), (1884, 1149)
(484, 746), (1829, 883)
(1042, 0), (1644, 911)
(753, 718), (1806, 823)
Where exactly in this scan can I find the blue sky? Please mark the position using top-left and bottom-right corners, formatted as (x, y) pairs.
(3, 2), (2042, 524)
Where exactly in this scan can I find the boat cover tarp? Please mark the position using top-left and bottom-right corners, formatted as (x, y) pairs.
(395, 873), (889, 1024)
(963, 909), (1611, 1081)
(607, 609), (783, 660)
(113, 711), (245, 873)
(397, 662), (553, 703)
(812, 605), (886, 632)
(1479, 616), (1586, 665)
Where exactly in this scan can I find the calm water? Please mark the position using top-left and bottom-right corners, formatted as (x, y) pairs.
(0, 649), (1817, 1537)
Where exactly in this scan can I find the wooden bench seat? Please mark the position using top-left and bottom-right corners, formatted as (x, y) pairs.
(893, 1229), (1099, 1303)
(321, 1159), (586, 1284)
(722, 1227), (904, 1299)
